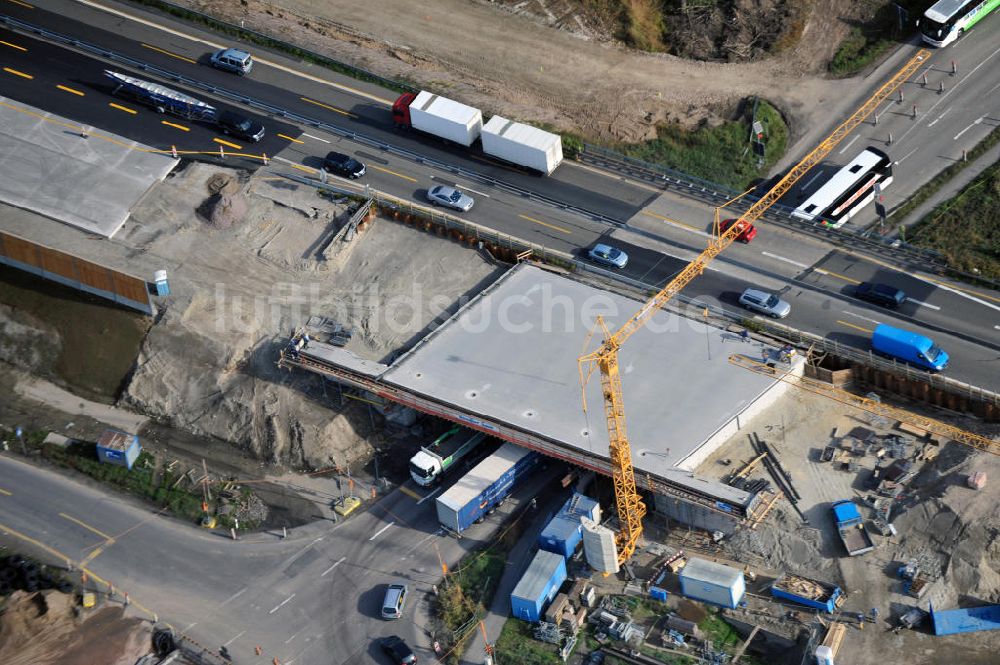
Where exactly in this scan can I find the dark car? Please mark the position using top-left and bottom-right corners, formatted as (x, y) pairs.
(322, 151), (366, 178)
(855, 282), (906, 308)
(381, 636), (416, 665)
(216, 110), (265, 143)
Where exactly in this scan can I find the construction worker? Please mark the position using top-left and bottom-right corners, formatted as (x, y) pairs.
(740, 329), (751, 344)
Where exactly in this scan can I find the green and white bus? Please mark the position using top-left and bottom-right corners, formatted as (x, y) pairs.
(920, 0), (1000, 46)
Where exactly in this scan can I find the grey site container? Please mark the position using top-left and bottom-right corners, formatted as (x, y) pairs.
(678, 558), (746, 609)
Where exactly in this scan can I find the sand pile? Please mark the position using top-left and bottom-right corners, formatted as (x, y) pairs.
(0, 590), (150, 665)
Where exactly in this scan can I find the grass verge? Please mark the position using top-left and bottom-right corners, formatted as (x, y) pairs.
(3, 428), (224, 526)
(435, 514), (526, 663)
(618, 98), (789, 190)
(828, 1), (926, 77)
(909, 158), (1000, 280)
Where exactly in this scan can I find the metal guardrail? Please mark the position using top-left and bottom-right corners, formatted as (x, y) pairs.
(0, 15), (622, 229)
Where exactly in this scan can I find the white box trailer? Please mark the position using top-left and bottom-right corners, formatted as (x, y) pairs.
(407, 91), (483, 147)
(481, 116), (563, 175)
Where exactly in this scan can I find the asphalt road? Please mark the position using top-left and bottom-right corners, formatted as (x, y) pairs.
(0, 0), (657, 223)
(1, 3), (998, 370)
(0, 453), (557, 665)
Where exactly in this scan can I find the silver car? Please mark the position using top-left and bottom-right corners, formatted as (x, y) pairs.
(738, 288), (791, 318)
(587, 243), (629, 269)
(427, 185), (474, 212)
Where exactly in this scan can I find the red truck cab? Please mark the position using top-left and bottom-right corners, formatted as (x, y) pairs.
(721, 218), (758, 243)
(392, 93), (416, 127)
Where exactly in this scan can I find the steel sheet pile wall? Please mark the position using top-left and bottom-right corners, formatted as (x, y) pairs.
(510, 550), (567, 622)
(0, 230), (152, 314)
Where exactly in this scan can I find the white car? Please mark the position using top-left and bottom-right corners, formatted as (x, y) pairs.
(427, 185), (474, 212)
(738, 288), (791, 318)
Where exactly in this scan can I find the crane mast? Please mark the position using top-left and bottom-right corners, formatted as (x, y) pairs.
(580, 49), (931, 564)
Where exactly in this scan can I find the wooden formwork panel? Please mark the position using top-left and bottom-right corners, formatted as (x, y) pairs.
(0, 232), (41, 266)
(111, 270), (149, 304)
(75, 258), (115, 293)
(38, 245), (79, 281)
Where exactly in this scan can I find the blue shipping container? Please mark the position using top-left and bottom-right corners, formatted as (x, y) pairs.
(96, 429), (141, 470)
(538, 515), (583, 558)
(510, 550), (567, 622)
(559, 493), (600, 522)
(931, 603), (1000, 636)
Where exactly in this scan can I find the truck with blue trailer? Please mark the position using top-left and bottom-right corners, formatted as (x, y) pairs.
(409, 426), (487, 487)
(771, 573), (843, 613)
(832, 500), (875, 556)
(435, 442), (539, 533)
(871, 323), (948, 372)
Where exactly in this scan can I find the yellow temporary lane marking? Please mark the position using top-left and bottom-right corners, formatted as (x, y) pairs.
(0, 487), (11, 496)
(300, 96), (355, 117)
(398, 485), (422, 501)
(837, 320), (873, 334)
(110, 102), (138, 114)
(642, 210), (700, 232)
(278, 133), (305, 144)
(56, 84), (84, 96)
(213, 137), (243, 149)
(79, 545), (105, 568)
(59, 512), (115, 542)
(518, 213), (572, 235)
(0, 519), (72, 566)
(141, 42), (196, 64)
(1, 40), (27, 52)
(3, 67), (33, 79)
(290, 162), (317, 174)
(815, 268), (861, 285)
(75, 0), (393, 105)
(6, 0), (33, 8)
(369, 163), (417, 183)
(161, 120), (190, 131)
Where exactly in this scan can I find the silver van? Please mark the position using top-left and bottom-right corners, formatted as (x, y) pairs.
(381, 582), (408, 620)
(210, 48), (253, 75)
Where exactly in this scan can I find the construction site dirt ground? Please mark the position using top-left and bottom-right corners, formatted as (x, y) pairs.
(0, 161), (504, 473)
(0, 589), (151, 665)
(694, 385), (1000, 665)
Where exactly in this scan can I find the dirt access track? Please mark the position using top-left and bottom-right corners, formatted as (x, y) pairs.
(183, 0), (864, 144)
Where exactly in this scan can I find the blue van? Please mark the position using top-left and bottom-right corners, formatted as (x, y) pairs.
(871, 324), (948, 372)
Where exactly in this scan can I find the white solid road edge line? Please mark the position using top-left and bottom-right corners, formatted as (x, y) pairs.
(905, 298), (941, 311)
(368, 521), (395, 541)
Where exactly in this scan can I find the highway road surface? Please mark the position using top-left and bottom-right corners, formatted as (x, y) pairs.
(0, 2), (997, 384)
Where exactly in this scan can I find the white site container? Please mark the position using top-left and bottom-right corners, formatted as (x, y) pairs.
(408, 91), (483, 147)
(678, 557), (745, 608)
(481, 116), (563, 175)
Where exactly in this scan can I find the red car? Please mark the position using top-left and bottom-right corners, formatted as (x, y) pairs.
(721, 218), (758, 243)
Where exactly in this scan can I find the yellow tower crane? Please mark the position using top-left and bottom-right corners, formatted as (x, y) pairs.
(579, 48), (931, 565)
